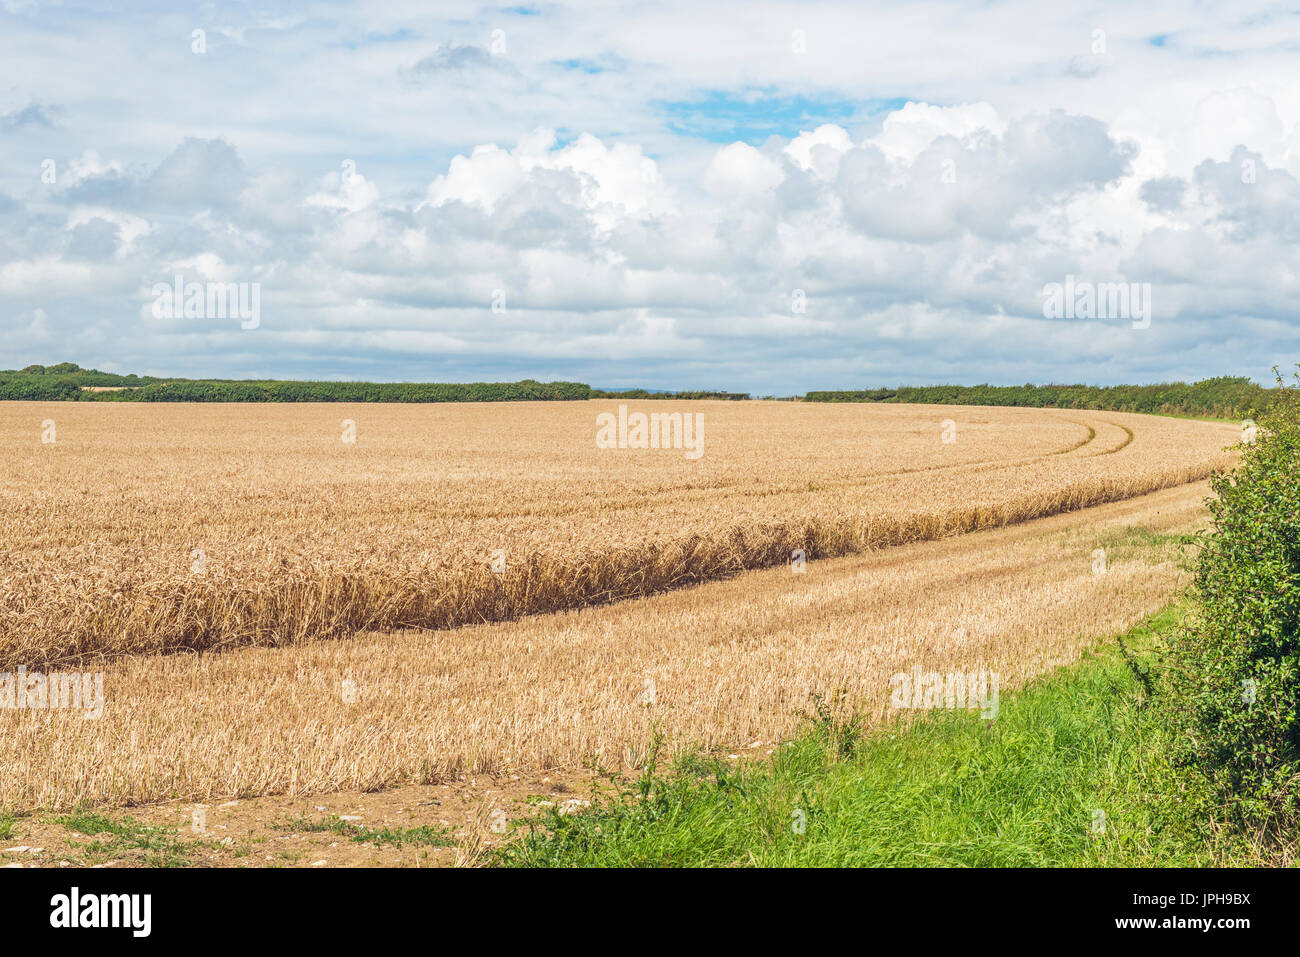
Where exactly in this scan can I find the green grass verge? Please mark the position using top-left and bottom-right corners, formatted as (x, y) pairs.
(54, 812), (215, 867)
(500, 605), (1267, 867)
(276, 815), (455, 850)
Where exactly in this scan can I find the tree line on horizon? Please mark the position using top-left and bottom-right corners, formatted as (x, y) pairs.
(0, 363), (1274, 417)
(804, 377), (1272, 419)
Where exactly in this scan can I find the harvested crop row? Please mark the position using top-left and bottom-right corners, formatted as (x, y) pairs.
(0, 482), (1212, 812)
(0, 401), (1236, 668)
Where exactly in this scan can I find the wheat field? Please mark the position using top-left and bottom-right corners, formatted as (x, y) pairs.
(0, 401), (1235, 670)
(0, 400), (1240, 811)
(1, 481), (1213, 812)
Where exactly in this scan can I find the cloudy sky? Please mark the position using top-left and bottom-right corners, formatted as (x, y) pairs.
(2, 1), (1299, 392)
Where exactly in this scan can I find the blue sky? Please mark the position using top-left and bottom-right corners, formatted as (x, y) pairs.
(660, 92), (894, 143)
(1, 0), (1299, 392)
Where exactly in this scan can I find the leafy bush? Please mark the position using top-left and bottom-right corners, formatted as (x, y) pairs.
(0, 363), (161, 390)
(1162, 367), (1300, 828)
(0, 379), (81, 400)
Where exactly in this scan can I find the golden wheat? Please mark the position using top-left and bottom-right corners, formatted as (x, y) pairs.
(0, 481), (1213, 812)
(0, 401), (1235, 668)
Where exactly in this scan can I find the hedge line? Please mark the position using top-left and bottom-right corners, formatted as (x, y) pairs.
(0, 366), (590, 402)
(1, 364), (1275, 416)
(804, 377), (1271, 419)
(83, 379), (591, 403)
(1162, 367), (1300, 830)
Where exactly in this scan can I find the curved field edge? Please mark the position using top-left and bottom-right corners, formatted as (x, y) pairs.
(0, 482), (1211, 812)
(499, 605), (1277, 868)
(2, 452), (1225, 670)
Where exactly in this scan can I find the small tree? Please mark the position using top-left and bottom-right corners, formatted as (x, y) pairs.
(1164, 367), (1300, 827)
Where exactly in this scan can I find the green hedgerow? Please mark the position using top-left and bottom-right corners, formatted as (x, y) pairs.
(1162, 366), (1300, 829)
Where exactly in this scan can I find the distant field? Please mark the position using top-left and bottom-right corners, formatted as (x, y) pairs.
(0, 401), (1235, 670)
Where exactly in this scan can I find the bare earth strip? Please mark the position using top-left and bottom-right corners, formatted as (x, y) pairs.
(0, 402), (1233, 667)
(1, 481), (1213, 818)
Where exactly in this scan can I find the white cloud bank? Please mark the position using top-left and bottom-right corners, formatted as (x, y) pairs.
(1, 1), (1298, 390)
